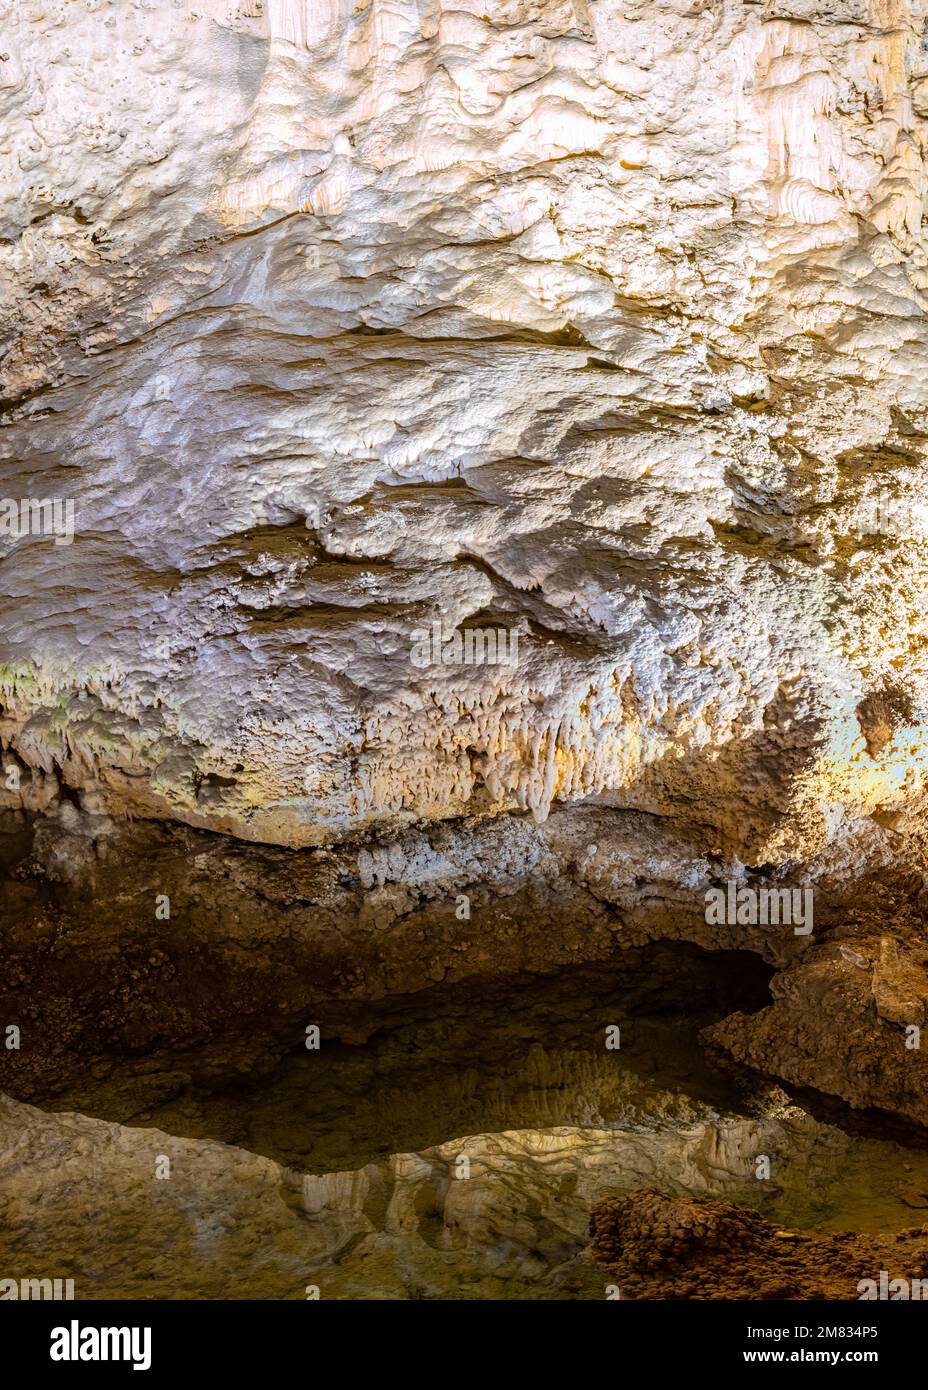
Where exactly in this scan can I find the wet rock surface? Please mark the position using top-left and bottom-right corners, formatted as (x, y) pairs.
(706, 939), (928, 1129)
(2, 805), (927, 1132)
(4, 1077), (928, 1299)
(4, 0), (928, 1302)
(589, 1187), (928, 1299)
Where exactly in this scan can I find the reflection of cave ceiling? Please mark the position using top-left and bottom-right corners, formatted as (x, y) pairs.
(2, 0), (928, 862)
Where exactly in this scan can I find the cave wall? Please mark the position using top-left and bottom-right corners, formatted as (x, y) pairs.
(1, 0), (928, 867)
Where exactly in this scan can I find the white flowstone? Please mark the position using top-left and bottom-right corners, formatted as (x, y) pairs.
(0, 0), (927, 861)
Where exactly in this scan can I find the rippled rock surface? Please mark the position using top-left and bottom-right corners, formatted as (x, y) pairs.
(2, 0), (928, 865)
(4, 0), (928, 1302)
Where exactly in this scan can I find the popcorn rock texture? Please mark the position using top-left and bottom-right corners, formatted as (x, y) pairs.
(2, 0), (928, 864)
(589, 1187), (928, 1299)
(4, 6), (928, 1293)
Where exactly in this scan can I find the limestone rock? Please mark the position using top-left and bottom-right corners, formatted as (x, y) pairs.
(589, 1186), (928, 1299)
(1, 0), (928, 865)
(4, 3), (928, 1297)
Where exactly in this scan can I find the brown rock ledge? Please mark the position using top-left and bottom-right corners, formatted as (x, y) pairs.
(588, 1188), (928, 1300)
